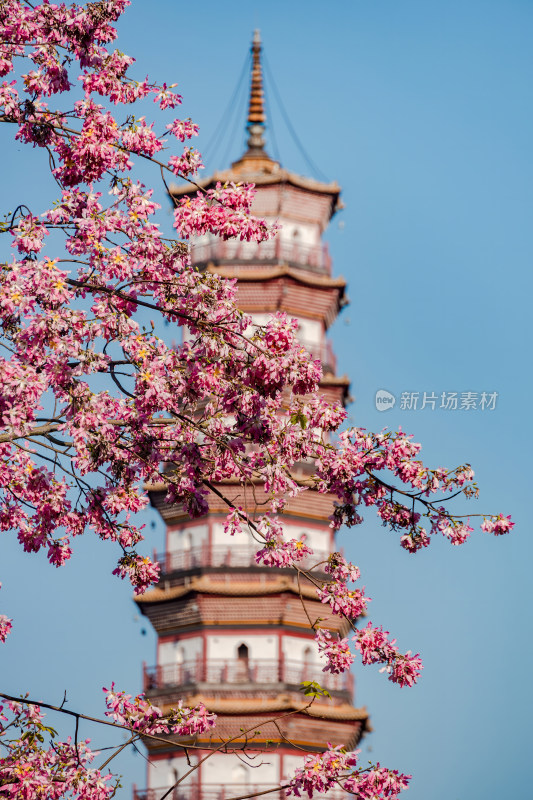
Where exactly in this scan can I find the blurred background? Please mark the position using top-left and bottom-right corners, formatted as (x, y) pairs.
(1, 2), (531, 798)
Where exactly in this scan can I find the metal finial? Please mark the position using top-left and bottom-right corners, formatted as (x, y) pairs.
(246, 29), (266, 151)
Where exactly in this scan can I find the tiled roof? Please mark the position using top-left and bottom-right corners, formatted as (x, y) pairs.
(135, 575), (318, 603)
(144, 702), (368, 753)
(147, 481), (342, 525)
(207, 264), (346, 290)
(169, 693), (368, 721)
(170, 168), (340, 200)
(320, 374), (351, 386)
(136, 588), (353, 637)
(233, 279), (342, 328)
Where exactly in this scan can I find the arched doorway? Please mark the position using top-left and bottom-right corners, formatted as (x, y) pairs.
(235, 643), (250, 681)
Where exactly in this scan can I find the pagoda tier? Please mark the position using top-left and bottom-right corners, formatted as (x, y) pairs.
(133, 744), (362, 800)
(134, 30), (368, 800)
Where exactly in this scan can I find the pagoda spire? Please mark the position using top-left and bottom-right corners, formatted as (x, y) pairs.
(230, 30), (279, 174)
(246, 29), (266, 153)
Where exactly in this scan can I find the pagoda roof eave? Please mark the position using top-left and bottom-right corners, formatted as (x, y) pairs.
(165, 693), (370, 723)
(320, 373), (351, 386)
(206, 263), (346, 290)
(134, 575), (320, 604)
(170, 167), (341, 205)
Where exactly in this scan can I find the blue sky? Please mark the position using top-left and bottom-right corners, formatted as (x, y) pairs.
(1, 1), (532, 799)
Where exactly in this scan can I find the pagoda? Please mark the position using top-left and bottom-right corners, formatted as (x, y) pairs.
(134, 31), (369, 800)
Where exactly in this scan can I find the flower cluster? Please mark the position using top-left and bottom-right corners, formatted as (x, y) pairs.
(0, 700), (115, 799)
(315, 427), (512, 553)
(255, 516), (312, 567)
(174, 186), (277, 241)
(165, 117), (199, 141)
(316, 582), (369, 619)
(354, 623), (423, 688)
(0, 615), (12, 643)
(112, 554), (161, 595)
(324, 552), (361, 583)
(168, 147), (204, 177)
(343, 764), (412, 799)
(0, 583), (11, 642)
(481, 514), (514, 535)
(103, 684), (216, 736)
(287, 744), (359, 797)
(286, 744), (411, 799)
(223, 507), (244, 537)
(315, 628), (355, 674)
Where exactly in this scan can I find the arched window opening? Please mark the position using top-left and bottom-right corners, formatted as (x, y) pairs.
(237, 643), (249, 660)
(235, 643), (251, 681)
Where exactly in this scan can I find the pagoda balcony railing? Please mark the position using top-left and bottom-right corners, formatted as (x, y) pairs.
(156, 545), (332, 574)
(133, 784), (348, 800)
(133, 787), (280, 800)
(190, 238), (332, 274)
(143, 658), (353, 694)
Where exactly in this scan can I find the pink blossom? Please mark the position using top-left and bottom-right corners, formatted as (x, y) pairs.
(168, 147), (204, 177)
(165, 117), (199, 141)
(112, 554), (160, 594)
(0, 614), (13, 642)
(343, 764), (411, 798)
(11, 215), (48, 254)
(441, 522), (473, 545)
(255, 515), (312, 567)
(121, 117), (163, 157)
(315, 628), (354, 674)
(324, 553), (361, 583)
(155, 83), (183, 109)
(286, 744), (358, 798)
(316, 582), (369, 619)
(224, 507), (244, 536)
(103, 683), (216, 736)
(482, 514), (514, 535)
(354, 623), (423, 687)
(0, 699), (115, 799)
(174, 184), (278, 242)
(47, 539), (73, 567)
